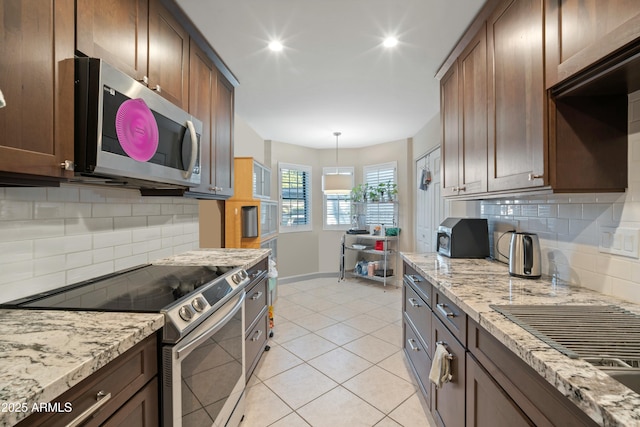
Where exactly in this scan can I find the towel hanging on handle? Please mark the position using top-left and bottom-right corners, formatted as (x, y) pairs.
(429, 342), (453, 388)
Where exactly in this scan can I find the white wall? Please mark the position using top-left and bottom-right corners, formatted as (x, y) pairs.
(0, 185), (199, 303)
(234, 114), (266, 164)
(477, 91), (640, 305)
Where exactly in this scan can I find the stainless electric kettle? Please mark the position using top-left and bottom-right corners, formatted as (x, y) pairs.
(508, 232), (541, 278)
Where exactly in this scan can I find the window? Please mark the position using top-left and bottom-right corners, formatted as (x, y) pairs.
(279, 162), (312, 232)
(323, 166), (354, 230)
(363, 161), (397, 226)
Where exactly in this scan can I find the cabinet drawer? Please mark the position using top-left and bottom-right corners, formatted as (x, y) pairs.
(244, 276), (268, 331)
(245, 306), (269, 381)
(403, 262), (432, 306)
(433, 289), (466, 345)
(403, 316), (432, 407)
(431, 315), (466, 427)
(18, 333), (158, 427)
(403, 283), (432, 352)
(103, 377), (159, 426)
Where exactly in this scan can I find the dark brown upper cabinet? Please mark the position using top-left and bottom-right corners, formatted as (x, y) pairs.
(0, 0), (75, 184)
(76, 0), (149, 82)
(545, 0), (640, 89)
(77, 0), (189, 110)
(437, 0), (628, 199)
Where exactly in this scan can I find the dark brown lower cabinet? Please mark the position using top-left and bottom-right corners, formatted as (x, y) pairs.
(17, 333), (159, 427)
(431, 315), (466, 427)
(466, 353), (533, 427)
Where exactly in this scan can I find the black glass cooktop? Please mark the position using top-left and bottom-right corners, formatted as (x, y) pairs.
(1, 264), (236, 312)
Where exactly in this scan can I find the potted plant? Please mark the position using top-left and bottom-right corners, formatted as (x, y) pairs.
(351, 184), (364, 202)
(377, 182), (387, 201)
(386, 181), (398, 201)
(368, 185), (379, 201)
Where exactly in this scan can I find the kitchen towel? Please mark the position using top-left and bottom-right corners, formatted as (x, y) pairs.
(419, 167), (431, 191)
(429, 342), (452, 388)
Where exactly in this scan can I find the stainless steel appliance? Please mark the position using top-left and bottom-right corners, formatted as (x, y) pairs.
(1, 263), (252, 427)
(508, 232), (541, 278)
(437, 218), (489, 258)
(73, 58), (202, 189)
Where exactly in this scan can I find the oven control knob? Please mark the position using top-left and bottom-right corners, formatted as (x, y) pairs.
(192, 297), (205, 312)
(179, 305), (193, 322)
(239, 269), (248, 279)
(231, 273), (241, 284)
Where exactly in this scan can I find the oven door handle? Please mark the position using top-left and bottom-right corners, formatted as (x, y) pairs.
(176, 292), (245, 360)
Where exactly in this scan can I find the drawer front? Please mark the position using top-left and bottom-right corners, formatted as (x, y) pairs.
(18, 334), (158, 427)
(403, 316), (432, 407)
(244, 276), (268, 332)
(247, 257), (268, 279)
(433, 289), (467, 345)
(432, 315), (466, 427)
(403, 283), (432, 352)
(245, 306), (269, 381)
(403, 263), (432, 307)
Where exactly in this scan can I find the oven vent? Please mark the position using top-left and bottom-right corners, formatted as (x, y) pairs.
(163, 348), (173, 385)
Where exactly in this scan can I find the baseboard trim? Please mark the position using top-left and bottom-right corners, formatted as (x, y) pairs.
(278, 272), (340, 284)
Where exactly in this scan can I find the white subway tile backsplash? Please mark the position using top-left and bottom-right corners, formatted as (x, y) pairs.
(5, 187), (48, 201)
(115, 254), (149, 270)
(0, 240), (32, 263)
(65, 218), (113, 235)
(34, 235), (93, 258)
(67, 261), (115, 285)
(92, 230), (132, 249)
(66, 251), (94, 270)
(0, 200), (33, 220)
(47, 186), (80, 202)
(2, 272), (66, 301)
(34, 255), (67, 276)
(132, 203), (161, 216)
(0, 260), (34, 285)
(92, 203), (132, 217)
(34, 202), (67, 220)
(115, 216), (147, 230)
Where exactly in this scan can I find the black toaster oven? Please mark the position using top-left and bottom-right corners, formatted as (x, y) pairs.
(437, 218), (489, 258)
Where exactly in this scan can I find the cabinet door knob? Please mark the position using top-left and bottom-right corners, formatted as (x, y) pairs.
(528, 173), (543, 181)
(139, 76), (149, 86)
(153, 84), (161, 93)
(60, 160), (75, 171)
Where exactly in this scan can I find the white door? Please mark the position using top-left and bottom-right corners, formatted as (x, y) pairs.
(415, 148), (443, 253)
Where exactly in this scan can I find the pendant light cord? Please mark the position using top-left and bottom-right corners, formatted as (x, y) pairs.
(334, 131), (341, 173)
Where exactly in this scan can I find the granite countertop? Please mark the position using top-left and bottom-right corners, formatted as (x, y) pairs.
(152, 248), (270, 269)
(0, 248), (269, 426)
(0, 310), (163, 427)
(401, 252), (640, 427)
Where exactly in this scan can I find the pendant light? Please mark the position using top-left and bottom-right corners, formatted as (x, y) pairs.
(322, 131), (352, 195)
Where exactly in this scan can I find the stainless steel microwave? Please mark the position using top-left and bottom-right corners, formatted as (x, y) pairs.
(73, 58), (202, 189)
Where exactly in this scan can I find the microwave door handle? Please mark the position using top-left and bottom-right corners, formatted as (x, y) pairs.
(182, 120), (198, 179)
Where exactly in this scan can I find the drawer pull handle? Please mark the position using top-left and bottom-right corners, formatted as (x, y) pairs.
(435, 341), (454, 360)
(66, 390), (112, 427)
(251, 291), (263, 301)
(407, 338), (420, 352)
(436, 303), (456, 318)
(408, 298), (421, 308)
(251, 329), (263, 342)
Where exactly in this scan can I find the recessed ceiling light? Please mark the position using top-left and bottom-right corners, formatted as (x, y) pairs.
(383, 37), (398, 48)
(268, 41), (283, 52)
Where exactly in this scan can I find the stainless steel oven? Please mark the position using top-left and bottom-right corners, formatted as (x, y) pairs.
(163, 291), (245, 427)
(1, 263), (251, 427)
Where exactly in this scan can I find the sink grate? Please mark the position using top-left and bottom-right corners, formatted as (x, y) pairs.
(490, 304), (640, 361)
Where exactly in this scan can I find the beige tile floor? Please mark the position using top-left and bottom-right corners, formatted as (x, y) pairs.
(240, 277), (437, 427)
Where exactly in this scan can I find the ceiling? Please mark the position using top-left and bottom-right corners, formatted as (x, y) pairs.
(175, 0), (486, 148)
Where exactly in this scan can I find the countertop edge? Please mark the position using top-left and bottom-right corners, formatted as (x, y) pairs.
(400, 252), (640, 427)
(0, 312), (164, 427)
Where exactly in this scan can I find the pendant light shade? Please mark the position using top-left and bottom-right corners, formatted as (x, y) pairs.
(322, 132), (352, 195)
